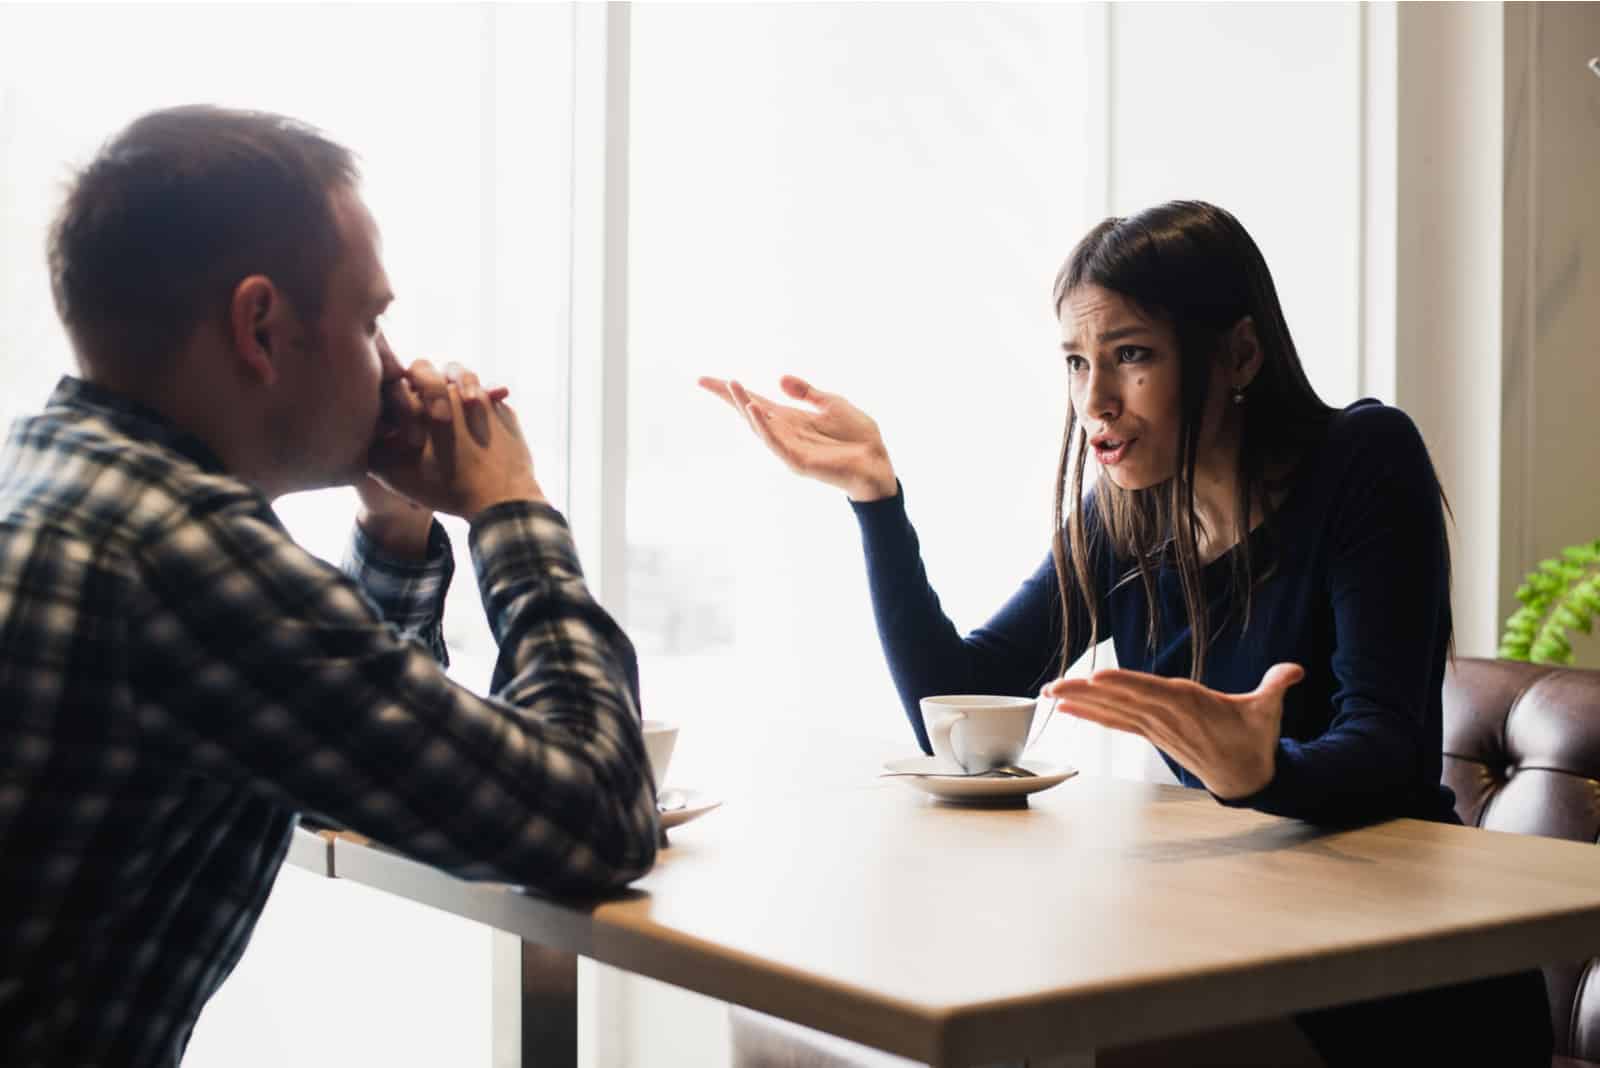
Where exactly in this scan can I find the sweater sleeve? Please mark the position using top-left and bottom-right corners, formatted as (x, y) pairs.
(852, 482), (1100, 754)
(1219, 407), (1451, 823)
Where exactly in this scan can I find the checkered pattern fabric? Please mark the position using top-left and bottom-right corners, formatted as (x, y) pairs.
(342, 514), (453, 666)
(0, 377), (657, 1067)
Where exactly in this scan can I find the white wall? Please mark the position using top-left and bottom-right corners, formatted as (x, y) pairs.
(1378, 1), (1600, 667)
(1501, 2), (1600, 668)
(1388, 2), (1506, 658)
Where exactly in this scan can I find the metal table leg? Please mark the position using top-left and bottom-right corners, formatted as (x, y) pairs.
(493, 930), (578, 1068)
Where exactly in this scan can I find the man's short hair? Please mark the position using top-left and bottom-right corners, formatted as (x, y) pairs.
(47, 105), (360, 368)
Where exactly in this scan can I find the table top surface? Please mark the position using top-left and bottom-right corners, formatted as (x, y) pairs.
(321, 752), (1600, 1066)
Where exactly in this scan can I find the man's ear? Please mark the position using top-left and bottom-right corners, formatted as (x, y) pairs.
(1230, 315), (1264, 389)
(227, 276), (288, 387)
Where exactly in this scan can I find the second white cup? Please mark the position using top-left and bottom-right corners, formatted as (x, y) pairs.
(920, 695), (1037, 773)
(643, 719), (679, 787)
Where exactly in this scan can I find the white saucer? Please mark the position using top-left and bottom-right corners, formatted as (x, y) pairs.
(658, 788), (723, 830)
(880, 757), (1078, 803)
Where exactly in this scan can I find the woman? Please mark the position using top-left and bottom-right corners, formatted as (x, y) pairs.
(701, 201), (1551, 1065)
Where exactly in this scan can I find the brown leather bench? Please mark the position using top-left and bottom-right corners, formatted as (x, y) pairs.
(732, 657), (1600, 1068)
(1442, 657), (1600, 1067)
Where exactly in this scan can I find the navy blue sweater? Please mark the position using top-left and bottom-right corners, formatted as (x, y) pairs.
(853, 399), (1458, 825)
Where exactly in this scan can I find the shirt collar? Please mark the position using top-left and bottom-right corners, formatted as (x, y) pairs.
(47, 376), (230, 476)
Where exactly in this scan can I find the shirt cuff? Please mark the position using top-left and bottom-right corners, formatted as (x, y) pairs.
(344, 518), (454, 664)
(848, 479), (912, 550)
(847, 478), (905, 514)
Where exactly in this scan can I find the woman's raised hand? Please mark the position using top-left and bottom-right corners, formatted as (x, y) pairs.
(697, 375), (899, 502)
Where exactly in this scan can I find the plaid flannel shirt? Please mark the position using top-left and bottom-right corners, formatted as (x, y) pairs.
(0, 377), (658, 1068)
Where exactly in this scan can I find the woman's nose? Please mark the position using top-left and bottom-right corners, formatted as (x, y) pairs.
(1085, 365), (1119, 422)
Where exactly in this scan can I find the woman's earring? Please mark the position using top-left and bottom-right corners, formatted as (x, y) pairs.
(1231, 386), (1246, 405)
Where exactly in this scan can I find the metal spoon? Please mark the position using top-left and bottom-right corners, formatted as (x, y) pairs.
(879, 764), (1037, 780)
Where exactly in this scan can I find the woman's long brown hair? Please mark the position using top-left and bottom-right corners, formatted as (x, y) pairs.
(1050, 201), (1345, 682)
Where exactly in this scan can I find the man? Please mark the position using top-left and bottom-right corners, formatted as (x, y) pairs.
(0, 105), (658, 1066)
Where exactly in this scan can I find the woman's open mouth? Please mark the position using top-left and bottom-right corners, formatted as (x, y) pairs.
(1093, 437), (1136, 466)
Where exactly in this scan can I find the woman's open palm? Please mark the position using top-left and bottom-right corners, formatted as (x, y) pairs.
(697, 375), (898, 502)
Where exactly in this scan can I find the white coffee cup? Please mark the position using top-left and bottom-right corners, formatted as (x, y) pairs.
(920, 695), (1037, 773)
(643, 719), (679, 787)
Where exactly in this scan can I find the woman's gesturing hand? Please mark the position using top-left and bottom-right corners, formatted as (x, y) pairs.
(1042, 663), (1306, 800)
(697, 375), (899, 502)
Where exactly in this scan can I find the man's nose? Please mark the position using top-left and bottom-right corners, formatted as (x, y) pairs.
(376, 330), (403, 380)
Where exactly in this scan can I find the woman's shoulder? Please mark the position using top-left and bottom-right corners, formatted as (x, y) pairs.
(1331, 397), (1423, 439)
(1322, 398), (1434, 473)
(1273, 399), (1437, 527)
(1292, 399), (1444, 536)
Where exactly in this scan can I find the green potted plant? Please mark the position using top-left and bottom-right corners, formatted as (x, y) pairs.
(1498, 539), (1600, 665)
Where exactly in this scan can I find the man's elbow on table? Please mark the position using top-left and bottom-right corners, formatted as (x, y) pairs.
(586, 785), (662, 891)
(564, 734), (662, 890)
(508, 779), (660, 896)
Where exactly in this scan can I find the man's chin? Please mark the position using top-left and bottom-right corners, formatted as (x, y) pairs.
(302, 454), (370, 494)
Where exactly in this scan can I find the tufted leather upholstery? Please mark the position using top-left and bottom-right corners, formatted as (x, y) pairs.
(731, 657), (1600, 1068)
(1441, 657), (1600, 1065)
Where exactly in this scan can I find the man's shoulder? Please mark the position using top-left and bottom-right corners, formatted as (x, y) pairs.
(2, 405), (268, 551)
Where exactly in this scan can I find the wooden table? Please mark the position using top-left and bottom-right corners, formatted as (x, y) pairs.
(287, 767), (1600, 1067)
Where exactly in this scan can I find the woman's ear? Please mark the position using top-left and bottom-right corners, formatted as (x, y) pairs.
(227, 275), (284, 387)
(1230, 316), (1264, 389)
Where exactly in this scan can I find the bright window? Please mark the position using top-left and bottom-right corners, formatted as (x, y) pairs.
(628, 2), (1099, 789)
